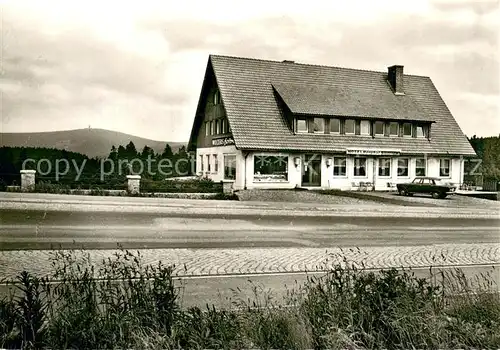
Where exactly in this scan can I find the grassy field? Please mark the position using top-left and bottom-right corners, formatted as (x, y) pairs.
(1, 249), (499, 349)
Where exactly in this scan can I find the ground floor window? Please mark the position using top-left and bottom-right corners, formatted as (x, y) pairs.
(254, 155), (288, 182)
(199, 155), (204, 172)
(224, 154), (236, 180)
(416, 158), (426, 176)
(333, 157), (346, 176)
(440, 159), (451, 177)
(354, 158), (367, 177)
(378, 158), (391, 177)
(206, 154), (211, 172)
(213, 154), (218, 172)
(397, 158), (409, 176)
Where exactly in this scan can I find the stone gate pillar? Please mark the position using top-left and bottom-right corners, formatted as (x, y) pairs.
(126, 175), (141, 195)
(20, 170), (36, 192)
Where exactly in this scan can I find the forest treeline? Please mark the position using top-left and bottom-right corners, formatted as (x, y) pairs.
(0, 141), (192, 187)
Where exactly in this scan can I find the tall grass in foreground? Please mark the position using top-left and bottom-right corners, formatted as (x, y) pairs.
(0, 249), (499, 349)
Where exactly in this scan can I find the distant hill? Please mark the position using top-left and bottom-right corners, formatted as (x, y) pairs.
(0, 128), (186, 158)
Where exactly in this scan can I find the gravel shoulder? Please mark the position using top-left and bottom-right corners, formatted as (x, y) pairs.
(359, 191), (500, 209)
(236, 189), (388, 206)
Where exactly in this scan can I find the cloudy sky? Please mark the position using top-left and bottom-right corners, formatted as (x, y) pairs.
(1, 0), (498, 142)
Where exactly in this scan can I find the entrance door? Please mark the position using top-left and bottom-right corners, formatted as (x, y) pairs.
(302, 154), (321, 187)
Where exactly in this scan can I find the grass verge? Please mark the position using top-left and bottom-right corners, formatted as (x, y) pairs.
(0, 249), (498, 349)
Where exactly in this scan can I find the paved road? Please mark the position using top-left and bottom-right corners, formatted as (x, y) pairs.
(1, 209), (499, 250)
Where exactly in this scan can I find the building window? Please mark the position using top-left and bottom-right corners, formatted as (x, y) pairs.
(345, 119), (355, 134)
(313, 118), (325, 133)
(378, 158), (391, 177)
(296, 118), (308, 133)
(389, 122), (399, 136)
(254, 155), (288, 182)
(360, 120), (370, 135)
(330, 118), (340, 133)
(416, 158), (426, 176)
(416, 125), (425, 138)
(403, 123), (412, 137)
(206, 154), (211, 172)
(397, 158), (409, 177)
(210, 121), (214, 135)
(333, 157), (346, 176)
(374, 121), (385, 135)
(228, 122), (232, 133)
(214, 90), (221, 105)
(439, 159), (451, 177)
(199, 155), (204, 172)
(224, 154), (236, 180)
(205, 122), (209, 136)
(354, 158), (367, 177)
(213, 154), (218, 172)
(214, 120), (219, 134)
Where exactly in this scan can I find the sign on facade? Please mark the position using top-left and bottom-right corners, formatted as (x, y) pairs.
(212, 137), (235, 146)
(345, 148), (401, 156)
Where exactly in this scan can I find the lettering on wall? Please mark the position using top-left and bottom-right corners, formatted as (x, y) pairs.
(345, 148), (401, 156)
(212, 137), (235, 147)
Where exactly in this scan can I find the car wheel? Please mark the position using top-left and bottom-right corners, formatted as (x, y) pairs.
(399, 189), (407, 196)
(431, 192), (441, 199)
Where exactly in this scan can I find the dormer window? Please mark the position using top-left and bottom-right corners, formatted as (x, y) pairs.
(389, 122), (399, 136)
(402, 122), (412, 137)
(330, 118), (340, 134)
(416, 125), (425, 138)
(374, 121), (385, 136)
(344, 119), (355, 134)
(296, 118), (308, 133)
(214, 89), (221, 105)
(360, 120), (370, 135)
(313, 118), (324, 133)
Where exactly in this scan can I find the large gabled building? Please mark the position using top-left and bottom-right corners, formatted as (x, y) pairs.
(187, 54), (476, 191)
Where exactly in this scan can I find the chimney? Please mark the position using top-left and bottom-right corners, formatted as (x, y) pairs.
(388, 65), (404, 95)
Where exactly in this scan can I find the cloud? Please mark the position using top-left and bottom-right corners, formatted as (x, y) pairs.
(1, 0), (498, 139)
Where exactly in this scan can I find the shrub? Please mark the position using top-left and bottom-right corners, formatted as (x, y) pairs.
(1, 249), (499, 349)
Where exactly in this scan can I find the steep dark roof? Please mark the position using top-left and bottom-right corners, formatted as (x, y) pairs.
(202, 54), (476, 155)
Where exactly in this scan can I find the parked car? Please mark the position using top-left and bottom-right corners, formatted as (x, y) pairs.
(396, 177), (456, 199)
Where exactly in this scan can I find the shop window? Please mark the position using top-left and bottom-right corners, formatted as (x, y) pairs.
(389, 122), (399, 136)
(354, 158), (367, 177)
(403, 123), (412, 137)
(378, 158), (391, 177)
(374, 121), (385, 135)
(330, 118), (340, 133)
(440, 159), (451, 177)
(214, 154), (218, 172)
(254, 155), (288, 182)
(224, 154), (236, 180)
(416, 158), (426, 176)
(313, 118), (325, 133)
(397, 158), (409, 176)
(296, 118), (308, 133)
(345, 119), (355, 134)
(360, 120), (370, 135)
(199, 155), (204, 172)
(333, 157), (346, 176)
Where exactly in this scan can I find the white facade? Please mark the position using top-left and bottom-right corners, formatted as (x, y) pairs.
(196, 147), (465, 191)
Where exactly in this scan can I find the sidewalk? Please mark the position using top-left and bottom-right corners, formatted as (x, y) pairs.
(2, 192), (499, 218)
(1, 243), (498, 282)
